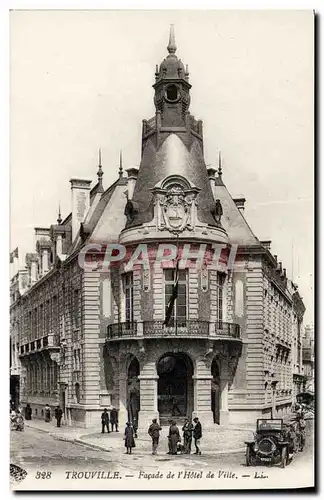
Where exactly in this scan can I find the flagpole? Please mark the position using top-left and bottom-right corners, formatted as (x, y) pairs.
(175, 232), (179, 336)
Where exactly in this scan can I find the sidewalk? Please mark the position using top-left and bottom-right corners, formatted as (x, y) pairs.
(24, 419), (254, 455)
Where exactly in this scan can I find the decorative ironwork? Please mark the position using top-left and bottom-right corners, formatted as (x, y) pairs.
(215, 321), (241, 338)
(106, 320), (241, 340)
(143, 320), (210, 337)
(107, 322), (138, 339)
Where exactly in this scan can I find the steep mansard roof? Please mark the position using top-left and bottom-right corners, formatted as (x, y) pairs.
(214, 181), (259, 245)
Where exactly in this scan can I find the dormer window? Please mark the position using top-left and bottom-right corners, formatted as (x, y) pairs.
(165, 84), (179, 102)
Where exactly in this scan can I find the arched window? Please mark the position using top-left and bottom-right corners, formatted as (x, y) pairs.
(161, 175), (190, 191)
(165, 84), (179, 102)
(75, 383), (80, 403)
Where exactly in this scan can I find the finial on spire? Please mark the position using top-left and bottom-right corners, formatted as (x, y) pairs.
(97, 148), (104, 193)
(57, 203), (62, 224)
(218, 151), (223, 178)
(167, 24), (177, 55)
(119, 150), (123, 178)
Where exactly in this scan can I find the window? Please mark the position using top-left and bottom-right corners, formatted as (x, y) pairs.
(73, 290), (80, 329)
(164, 268), (187, 326)
(124, 273), (134, 323)
(75, 383), (80, 403)
(45, 300), (50, 335)
(73, 348), (81, 371)
(216, 273), (224, 325)
(39, 304), (44, 337)
(165, 84), (179, 102)
(52, 296), (58, 334)
(32, 309), (37, 339)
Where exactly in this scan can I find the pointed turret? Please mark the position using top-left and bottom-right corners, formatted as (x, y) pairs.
(119, 150), (123, 178)
(167, 24), (177, 54)
(123, 27), (223, 235)
(97, 148), (104, 193)
(57, 203), (62, 224)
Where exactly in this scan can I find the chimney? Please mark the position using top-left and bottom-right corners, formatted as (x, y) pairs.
(70, 178), (92, 241)
(35, 228), (51, 276)
(125, 168), (138, 200)
(273, 255), (278, 263)
(26, 253), (39, 285)
(233, 197), (246, 212)
(18, 269), (29, 295)
(261, 240), (271, 251)
(207, 167), (217, 198)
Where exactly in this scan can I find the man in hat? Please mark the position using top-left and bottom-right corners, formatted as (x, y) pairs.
(148, 419), (162, 455)
(101, 408), (110, 434)
(193, 417), (202, 455)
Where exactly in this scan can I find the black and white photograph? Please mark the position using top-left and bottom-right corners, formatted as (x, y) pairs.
(9, 9), (314, 491)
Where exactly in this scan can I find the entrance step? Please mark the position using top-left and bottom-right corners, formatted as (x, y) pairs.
(160, 415), (187, 427)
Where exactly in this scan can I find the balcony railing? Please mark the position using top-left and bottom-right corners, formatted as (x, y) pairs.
(107, 322), (138, 339)
(106, 320), (241, 341)
(215, 321), (241, 338)
(143, 320), (210, 337)
(19, 334), (60, 357)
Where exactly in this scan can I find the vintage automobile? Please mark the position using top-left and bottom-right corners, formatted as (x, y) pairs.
(245, 419), (295, 468)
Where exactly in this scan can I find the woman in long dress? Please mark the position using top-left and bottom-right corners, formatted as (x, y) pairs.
(168, 420), (180, 455)
(124, 422), (136, 454)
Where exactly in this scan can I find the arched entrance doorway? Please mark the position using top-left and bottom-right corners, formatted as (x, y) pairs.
(211, 358), (220, 424)
(157, 353), (194, 423)
(127, 357), (140, 424)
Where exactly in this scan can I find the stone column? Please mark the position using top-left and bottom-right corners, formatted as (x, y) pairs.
(192, 375), (214, 429)
(219, 379), (230, 424)
(192, 356), (214, 428)
(219, 361), (230, 425)
(118, 373), (128, 430)
(138, 360), (159, 432)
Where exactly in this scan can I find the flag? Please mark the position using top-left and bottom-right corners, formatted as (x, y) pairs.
(10, 248), (18, 263)
(163, 256), (180, 327)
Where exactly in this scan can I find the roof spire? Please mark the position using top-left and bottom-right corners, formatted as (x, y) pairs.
(218, 151), (223, 179)
(119, 150), (123, 178)
(167, 24), (177, 55)
(57, 203), (62, 224)
(97, 148), (104, 193)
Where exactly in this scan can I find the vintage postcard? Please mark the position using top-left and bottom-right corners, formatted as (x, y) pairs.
(9, 9), (314, 492)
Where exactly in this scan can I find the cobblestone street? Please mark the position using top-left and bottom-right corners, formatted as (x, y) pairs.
(10, 421), (314, 491)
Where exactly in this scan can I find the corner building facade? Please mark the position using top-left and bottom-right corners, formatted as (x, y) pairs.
(11, 28), (305, 429)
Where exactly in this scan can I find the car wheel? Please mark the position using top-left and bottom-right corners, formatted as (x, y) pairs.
(280, 447), (287, 468)
(246, 446), (252, 466)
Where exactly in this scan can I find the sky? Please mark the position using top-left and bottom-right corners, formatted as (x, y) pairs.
(10, 10), (314, 323)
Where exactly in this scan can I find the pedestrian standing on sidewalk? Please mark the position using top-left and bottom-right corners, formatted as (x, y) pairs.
(148, 419), (162, 455)
(168, 420), (181, 455)
(44, 404), (51, 423)
(193, 417), (202, 455)
(124, 422), (135, 454)
(182, 417), (194, 454)
(25, 404), (32, 421)
(110, 407), (119, 432)
(101, 408), (110, 434)
(55, 405), (63, 427)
